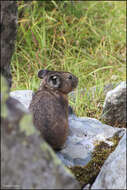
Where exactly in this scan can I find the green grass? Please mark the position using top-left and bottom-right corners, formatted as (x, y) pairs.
(11, 1), (126, 119)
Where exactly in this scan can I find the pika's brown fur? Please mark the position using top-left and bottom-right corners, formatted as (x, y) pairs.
(29, 70), (78, 150)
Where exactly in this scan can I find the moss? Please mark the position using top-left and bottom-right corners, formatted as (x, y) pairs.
(69, 133), (122, 188)
(19, 114), (39, 136)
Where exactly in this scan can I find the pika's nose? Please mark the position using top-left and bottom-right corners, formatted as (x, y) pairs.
(72, 76), (78, 88)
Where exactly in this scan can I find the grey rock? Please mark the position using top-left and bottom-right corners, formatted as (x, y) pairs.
(10, 90), (33, 109)
(57, 115), (125, 167)
(10, 89), (126, 168)
(83, 184), (90, 190)
(2, 77), (80, 189)
(102, 81), (126, 127)
(91, 133), (126, 190)
(1, 1), (17, 88)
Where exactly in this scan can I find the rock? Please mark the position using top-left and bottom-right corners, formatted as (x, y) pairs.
(91, 133), (126, 190)
(1, 1), (18, 88)
(9, 88), (126, 188)
(83, 184), (90, 190)
(10, 89), (126, 167)
(1, 76), (80, 189)
(57, 115), (125, 167)
(102, 81), (126, 127)
(10, 90), (33, 109)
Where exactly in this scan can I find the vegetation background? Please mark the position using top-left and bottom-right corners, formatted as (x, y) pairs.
(11, 1), (126, 120)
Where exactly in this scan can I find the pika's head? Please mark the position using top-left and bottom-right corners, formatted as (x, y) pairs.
(38, 69), (78, 94)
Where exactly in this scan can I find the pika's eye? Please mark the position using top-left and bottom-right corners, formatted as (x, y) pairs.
(52, 76), (57, 85)
(68, 75), (72, 80)
(49, 75), (61, 88)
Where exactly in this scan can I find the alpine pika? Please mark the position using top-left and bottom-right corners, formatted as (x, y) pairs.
(29, 70), (78, 150)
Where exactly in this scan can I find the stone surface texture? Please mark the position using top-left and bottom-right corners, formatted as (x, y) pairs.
(57, 115), (125, 167)
(9, 87), (126, 190)
(10, 90), (34, 109)
(1, 1), (17, 87)
(1, 77), (80, 189)
(102, 81), (126, 127)
(91, 133), (126, 190)
(10, 89), (126, 167)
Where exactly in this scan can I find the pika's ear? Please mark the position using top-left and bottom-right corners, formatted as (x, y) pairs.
(38, 70), (48, 79)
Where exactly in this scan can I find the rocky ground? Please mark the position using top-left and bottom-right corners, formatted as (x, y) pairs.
(1, 78), (126, 189)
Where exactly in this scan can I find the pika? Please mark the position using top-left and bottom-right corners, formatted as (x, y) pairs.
(29, 69), (78, 150)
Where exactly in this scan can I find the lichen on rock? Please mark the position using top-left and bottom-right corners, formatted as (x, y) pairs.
(1, 75), (9, 118)
(19, 114), (39, 136)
